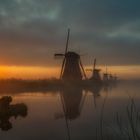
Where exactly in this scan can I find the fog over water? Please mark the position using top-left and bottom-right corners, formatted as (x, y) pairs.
(0, 81), (140, 140)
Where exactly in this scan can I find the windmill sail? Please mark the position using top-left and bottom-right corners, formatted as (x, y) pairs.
(60, 29), (70, 79)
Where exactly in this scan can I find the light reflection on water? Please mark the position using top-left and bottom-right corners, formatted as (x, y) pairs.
(0, 81), (140, 140)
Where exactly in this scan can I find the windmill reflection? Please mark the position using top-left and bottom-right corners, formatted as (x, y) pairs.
(0, 96), (28, 131)
(55, 86), (102, 140)
(56, 85), (102, 121)
(87, 85), (102, 108)
(61, 87), (83, 120)
(56, 87), (84, 140)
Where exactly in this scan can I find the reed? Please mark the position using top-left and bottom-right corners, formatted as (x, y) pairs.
(96, 98), (140, 140)
(115, 98), (140, 140)
(107, 98), (140, 140)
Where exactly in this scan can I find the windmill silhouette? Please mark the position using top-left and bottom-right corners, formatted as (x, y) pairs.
(103, 65), (109, 82)
(54, 29), (87, 82)
(86, 58), (102, 82)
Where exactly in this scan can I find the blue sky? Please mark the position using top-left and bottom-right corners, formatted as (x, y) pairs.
(0, 0), (140, 66)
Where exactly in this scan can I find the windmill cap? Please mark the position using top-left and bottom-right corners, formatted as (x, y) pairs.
(65, 51), (80, 58)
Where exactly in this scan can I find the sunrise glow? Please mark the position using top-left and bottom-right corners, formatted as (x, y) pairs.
(0, 65), (139, 80)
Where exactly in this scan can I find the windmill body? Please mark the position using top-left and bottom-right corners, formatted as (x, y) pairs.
(90, 69), (101, 82)
(62, 52), (83, 81)
(62, 87), (83, 120)
(88, 59), (102, 82)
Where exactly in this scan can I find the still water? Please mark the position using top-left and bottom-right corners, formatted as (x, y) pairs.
(0, 81), (140, 140)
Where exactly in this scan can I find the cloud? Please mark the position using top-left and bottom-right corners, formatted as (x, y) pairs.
(0, 0), (140, 66)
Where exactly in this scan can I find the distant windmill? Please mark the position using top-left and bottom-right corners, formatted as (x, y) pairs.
(103, 65), (109, 82)
(86, 58), (102, 82)
(109, 74), (113, 81)
(54, 29), (87, 81)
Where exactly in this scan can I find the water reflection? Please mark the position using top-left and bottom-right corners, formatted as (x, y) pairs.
(61, 87), (83, 120)
(0, 81), (123, 140)
(88, 85), (102, 108)
(0, 96), (28, 131)
(57, 85), (103, 121)
(54, 85), (104, 140)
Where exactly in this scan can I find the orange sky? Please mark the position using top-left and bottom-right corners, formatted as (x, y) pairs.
(0, 65), (139, 80)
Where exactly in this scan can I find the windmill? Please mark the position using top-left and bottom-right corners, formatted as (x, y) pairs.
(103, 65), (109, 82)
(87, 58), (102, 82)
(109, 74), (113, 81)
(54, 29), (87, 82)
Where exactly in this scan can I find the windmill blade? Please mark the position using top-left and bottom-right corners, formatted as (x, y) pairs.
(79, 59), (87, 79)
(60, 29), (70, 79)
(54, 53), (65, 59)
(60, 58), (66, 79)
(65, 28), (70, 54)
(54, 53), (65, 57)
(93, 58), (96, 70)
